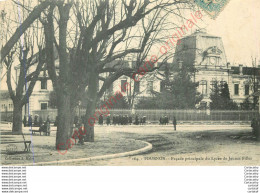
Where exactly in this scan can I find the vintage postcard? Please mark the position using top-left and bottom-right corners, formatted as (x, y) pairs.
(0, 0), (259, 166)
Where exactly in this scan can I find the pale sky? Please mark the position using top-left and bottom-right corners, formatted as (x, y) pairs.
(203, 0), (260, 66)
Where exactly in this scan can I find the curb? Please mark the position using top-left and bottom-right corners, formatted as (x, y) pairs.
(15, 140), (152, 166)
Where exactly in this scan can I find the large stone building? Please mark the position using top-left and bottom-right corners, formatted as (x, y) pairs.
(1, 30), (259, 113)
(172, 30), (260, 108)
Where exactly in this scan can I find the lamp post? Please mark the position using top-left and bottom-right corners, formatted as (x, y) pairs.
(0, 9), (6, 123)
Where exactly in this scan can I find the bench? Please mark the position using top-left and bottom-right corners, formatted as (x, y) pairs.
(2, 141), (31, 152)
(31, 129), (50, 136)
(31, 123), (50, 136)
(32, 129), (42, 135)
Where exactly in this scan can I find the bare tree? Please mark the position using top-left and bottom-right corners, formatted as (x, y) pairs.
(5, 45), (45, 134)
(1, 1), (47, 134)
(0, 0), (50, 62)
(39, 0), (196, 150)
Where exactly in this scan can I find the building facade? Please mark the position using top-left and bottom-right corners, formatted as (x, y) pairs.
(173, 30), (260, 108)
(1, 30), (259, 113)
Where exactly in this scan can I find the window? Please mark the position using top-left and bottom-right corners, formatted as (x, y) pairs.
(147, 81), (153, 93)
(234, 84), (239, 95)
(134, 81), (140, 93)
(121, 80), (127, 92)
(200, 80), (207, 95)
(210, 80), (217, 90)
(41, 79), (47, 90)
(41, 103), (48, 110)
(160, 81), (165, 92)
(245, 85), (249, 95)
(108, 83), (113, 93)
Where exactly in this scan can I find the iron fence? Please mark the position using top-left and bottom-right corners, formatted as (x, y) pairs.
(1, 109), (258, 123)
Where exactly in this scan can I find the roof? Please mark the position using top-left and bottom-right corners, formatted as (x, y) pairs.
(172, 30), (227, 68)
(184, 30), (219, 39)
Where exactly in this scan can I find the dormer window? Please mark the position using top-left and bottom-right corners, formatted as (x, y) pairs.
(205, 46), (222, 66)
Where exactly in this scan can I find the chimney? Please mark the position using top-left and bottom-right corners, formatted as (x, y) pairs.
(239, 64), (243, 75)
(226, 62), (230, 68)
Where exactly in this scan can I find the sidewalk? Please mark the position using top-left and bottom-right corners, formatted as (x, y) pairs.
(0, 127), (149, 165)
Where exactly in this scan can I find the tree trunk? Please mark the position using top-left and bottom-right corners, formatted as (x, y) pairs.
(12, 102), (23, 134)
(55, 90), (72, 150)
(84, 72), (99, 142)
(55, 3), (72, 150)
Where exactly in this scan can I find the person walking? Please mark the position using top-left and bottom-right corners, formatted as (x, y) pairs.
(173, 116), (177, 131)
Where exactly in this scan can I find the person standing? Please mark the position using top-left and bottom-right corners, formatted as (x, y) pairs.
(39, 116), (43, 127)
(173, 116), (177, 131)
(113, 115), (116, 125)
(106, 114), (111, 125)
(159, 116), (162, 125)
(23, 115), (27, 127)
(129, 115), (132, 125)
(99, 114), (103, 125)
(135, 115), (139, 125)
(34, 115), (38, 126)
(28, 115), (32, 127)
(46, 115), (51, 124)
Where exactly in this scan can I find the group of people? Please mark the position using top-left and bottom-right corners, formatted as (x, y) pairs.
(159, 115), (177, 130)
(159, 116), (169, 125)
(72, 114), (177, 130)
(23, 115), (51, 135)
(97, 114), (147, 125)
(23, 115), (50, 127)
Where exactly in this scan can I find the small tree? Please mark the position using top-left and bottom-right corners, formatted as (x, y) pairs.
(99, 95), (130, 109)
(136, 96), (158, 109)
(241, 97), (251, 110)
(170, 65), (202, 109)
(210, 82), (238, 110)
(136, 64), (202, 109)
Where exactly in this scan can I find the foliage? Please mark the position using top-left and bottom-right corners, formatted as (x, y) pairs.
(170, 66), (202, 109)
(99, 96), (130, 109)
(241, 97), (251, 110)
(210, 82), (238, 110)
(136, 65), (202, 109)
